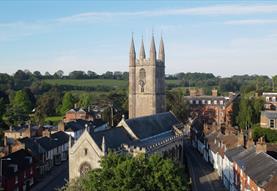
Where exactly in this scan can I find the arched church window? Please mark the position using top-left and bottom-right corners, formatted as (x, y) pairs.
(79, 162), (91, 175)
(139, 68), (146, 92)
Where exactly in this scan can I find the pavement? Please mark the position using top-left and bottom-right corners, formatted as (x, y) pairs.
(184, 139), (227, 191)
(31, 161), (68, 191)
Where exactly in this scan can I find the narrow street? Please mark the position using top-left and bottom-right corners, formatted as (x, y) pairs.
(31, 161), (68, 191)
(184, 139), (227, 191)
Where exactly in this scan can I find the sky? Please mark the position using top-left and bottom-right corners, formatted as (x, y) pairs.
(0, 0), (277, 77)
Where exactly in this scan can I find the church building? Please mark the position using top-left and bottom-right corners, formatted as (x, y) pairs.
(68, 35), (186, 180)
(129, 35), (166, 118)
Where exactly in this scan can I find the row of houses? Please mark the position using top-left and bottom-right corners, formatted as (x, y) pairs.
(0, 131), (69, 191)
(191, 119), (277, 191)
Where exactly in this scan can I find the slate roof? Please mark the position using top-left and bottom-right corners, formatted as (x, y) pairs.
(225, 146), (245, 162)
(19, 137), (42, 157)
(50, 131), (69, 145)
(125, 112), (181, 139)
(37, 137), (58, 151)
(129, 130), (174, 149)
(90, 127), (133, 151)
(261, 111), (277, 120)
(65, 119), (106, 132)
(234, 148), (277, 189)
(2, 149), (34, 177)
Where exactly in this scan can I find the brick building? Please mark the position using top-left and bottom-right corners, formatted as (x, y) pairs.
(184, 89), (239, 126)
(262, 92), (277, 110)
(260, 110), (277, 129)
(1, 149), (37, 191)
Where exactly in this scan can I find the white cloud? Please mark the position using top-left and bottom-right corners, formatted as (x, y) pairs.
(57, 4), (277, 23)
(224, 19), (277, 25)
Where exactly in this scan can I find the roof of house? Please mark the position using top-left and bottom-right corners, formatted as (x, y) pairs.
(90, 127), (133, 151)
(2, 149), (34, 177)
(125, 112), (180, 139)
(19, 137), (42, 157)
(50, 131), (69, 146)
(234, 148), (277, 189)
(225, 146), (245, 162)
(261, 110), (277, 120)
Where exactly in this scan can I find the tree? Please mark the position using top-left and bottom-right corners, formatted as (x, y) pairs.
(0, 98), (6, 120)
(5, 90), (33, 125)
(54, 70), (64, 79)
(61, 153), (188, 191)
(60, 92), (75, 114)
(166, 89), (189, 123)
(78, 93), (93, 108)
(237, 97), (253, 129)
(273, 75), (277, 92)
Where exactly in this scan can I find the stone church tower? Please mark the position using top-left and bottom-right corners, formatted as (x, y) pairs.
(129, 35), (166, 118)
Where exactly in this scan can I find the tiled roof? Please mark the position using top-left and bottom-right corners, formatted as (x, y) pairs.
(225, 146), (245, 162)
(234, 148), (277, 189)
(125, 112), (180, 139)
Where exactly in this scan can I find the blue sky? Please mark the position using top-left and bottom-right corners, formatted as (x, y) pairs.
(1, 1), (277, 77)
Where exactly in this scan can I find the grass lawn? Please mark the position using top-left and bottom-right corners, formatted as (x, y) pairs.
(45, 116), (63, 124)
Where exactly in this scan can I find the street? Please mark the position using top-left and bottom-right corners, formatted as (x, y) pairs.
(31, 161), (68, 191)
(184, 140), (227, 191)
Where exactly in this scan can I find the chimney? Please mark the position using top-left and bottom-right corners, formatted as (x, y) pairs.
(43, 129), (51, 137)
(212, 89), (218, 97)
(256, 136), (267, 153)
(189, 89), (197, 96)
(238, 130), (245, 147)
(58, 121), (65, 131)
(4, 136), (8, 146)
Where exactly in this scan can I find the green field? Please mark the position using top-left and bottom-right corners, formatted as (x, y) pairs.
(44, 79), (128, 88)
(44, 79), (180, 88)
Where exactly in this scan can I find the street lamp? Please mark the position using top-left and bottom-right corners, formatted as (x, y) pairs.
(0, 158), (11, 188)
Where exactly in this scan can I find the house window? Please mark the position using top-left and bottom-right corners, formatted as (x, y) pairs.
(270, 119), (275, 128)
(266, 97), (270, 102)
(202, 100), (205, 104)
(208, 100), (211, 105)
(30, 168), (33, 175)
(273, 97), (276, 102)
(15, 176), (18, 184)
(220, 100), (224, 105)
(214, 100), (217, 105)
(189, 100), (193, 104)
(195, 100), (199, 104)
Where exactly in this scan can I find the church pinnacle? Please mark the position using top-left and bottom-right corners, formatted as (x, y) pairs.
(150, 34), (156, 63)
(129, 35), (136, 66)
(158, 36), (165, 63)
(139, 37), (146, 60)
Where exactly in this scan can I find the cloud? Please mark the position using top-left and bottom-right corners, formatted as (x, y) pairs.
(224, 19), (277, 25)
(57, 4), (277, 23)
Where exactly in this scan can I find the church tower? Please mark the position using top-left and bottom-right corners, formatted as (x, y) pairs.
(128, 35), (166, 118)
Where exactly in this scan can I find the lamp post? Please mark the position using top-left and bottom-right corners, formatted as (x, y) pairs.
(0, 158), (11, 189)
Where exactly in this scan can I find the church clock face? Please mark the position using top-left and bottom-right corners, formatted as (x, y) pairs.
(79, 162), (92, 175)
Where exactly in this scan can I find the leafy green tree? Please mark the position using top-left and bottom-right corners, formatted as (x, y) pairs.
(273, 75), (277, 92)
(62, 153), (188, 191)
(0, 98), (6, 120)
(166, 89), (189, 123)
(78, 93), (93, 108)
(5, 90), (33, 125)
(237, 96), (264, 129)
(237, 97), (253, 129)
(60, 92), (75, 114)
